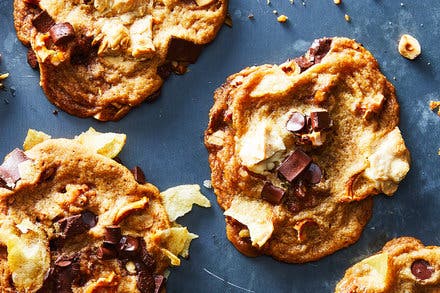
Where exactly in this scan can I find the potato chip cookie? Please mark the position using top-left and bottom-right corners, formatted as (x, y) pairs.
(336, 237), (440, 293)
(204, 37), (410, 263)
(13, 0), (227, 120)
(0, 129), (209, 292)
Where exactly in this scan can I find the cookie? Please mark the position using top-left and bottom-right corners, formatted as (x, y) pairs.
(13, 0), (227, 121)
(336, 237), (440, 292)
(204, 37), (411, 263)
(0, 129), (208, 292)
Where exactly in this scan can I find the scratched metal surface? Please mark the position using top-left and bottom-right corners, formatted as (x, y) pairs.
(1, 0), (440, 292)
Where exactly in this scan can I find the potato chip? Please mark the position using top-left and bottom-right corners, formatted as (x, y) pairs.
(224, 197), (274, 247)
(23, 129), (51, 151)
(160, 184), (210, 222)
(154, 226), (198, 266)
(75, 127), (126, 158)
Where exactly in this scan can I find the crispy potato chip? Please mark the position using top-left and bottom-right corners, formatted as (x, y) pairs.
(224, 197), (274, 247)
(358, 253), (391, 291)
(154, 226), (198, 266)
(160, 184), (210, 222)
(23, 129), (51, 151)
(75, 127), (126, 158)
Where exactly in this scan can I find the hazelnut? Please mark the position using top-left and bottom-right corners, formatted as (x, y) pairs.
(398, 34), (421, 60)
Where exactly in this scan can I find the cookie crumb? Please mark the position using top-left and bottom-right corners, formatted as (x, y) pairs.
(290, 0), (294, 4)
(429, 100), (440, 116)
(273, 10), (278, 14)
(224, 13), (233, 27)
(203, 179), (212, 189)
(266, 0), (271, 5)
(248, 13), (254, 19)
(333, 0), (341, 5)
(277, 15), (288, 23)
(344, 14), (351, 22)
(52, 109), (59, 115)
(398, 34), (421, 60)
(0, 73), (9, 88)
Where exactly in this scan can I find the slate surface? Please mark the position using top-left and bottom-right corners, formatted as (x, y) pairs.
(1, 0), (439, 292)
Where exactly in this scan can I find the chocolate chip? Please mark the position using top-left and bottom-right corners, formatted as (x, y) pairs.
(97, 241), (118, 260)
(309, 38), (332, 64)
(286, 112), (306, 133)
(52, 256), (81, 293)
(411, 259), (434, 280)
(31, 10), (55, 33)
(303, 163), (322, 184)
(49, 22), (75, 45)
(57, 210), (97, 238)
(261, 182), (285, 204)
(27, 49), (39, 69)
(70, 35), (96, 65)
(104, 226), (122, 244)
(154, 275), (165, 293)
(139, 239), (156, 271)
(137, 270), (156, 293)
(81, 210), (98, 228)
(119, 236), (140, 258)
(166, 37), (204, 63)
(131, 166), (146, 184)
(310, 110), (331, 130)
(0, 148), (29, 189)
(294, 56), (313, 72)
(157, 63), (172, 80)
(278, 149), (312, 182)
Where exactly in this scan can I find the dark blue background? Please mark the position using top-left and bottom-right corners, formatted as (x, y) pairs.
(1, 0), (439, 292)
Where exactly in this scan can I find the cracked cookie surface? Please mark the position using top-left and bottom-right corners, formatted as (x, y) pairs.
(204, 37), (410, 263)
(14, 0), (227, 120)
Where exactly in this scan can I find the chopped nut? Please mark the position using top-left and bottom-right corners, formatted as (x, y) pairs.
(203, 179), (212, 189)
(113, 197), (149, 224)
(344, 14), (351, 22)
(0, 72), (9, 88)
(277, 15), (288, 23)
(238, 229), (250, 238)
(398, 34), (421, 60)
(206, 130), (226, 146)
(125, 261), (137, 274)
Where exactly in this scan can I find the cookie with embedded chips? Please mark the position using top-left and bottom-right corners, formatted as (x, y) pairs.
(336, 237), (440, 293)
(0, 129), (209, 292)
(14, 0), (227, 120)
(204, 37), (410, 263)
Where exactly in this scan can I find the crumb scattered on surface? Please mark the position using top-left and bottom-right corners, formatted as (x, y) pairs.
(398, 34), (421, 60)
(273, 10), (278, 14)
(277, 15), (288, 23)
(248, 14), (254, 19)
(344, 14), (351, 22)
(290, 0), (294, 4)
(266, 0), (270, 5)
(429, 101), (440, 116)
(203, 180), (212, 189)
(333, 0), (341, 5)
(225, 13), (233, 27)
(0, 73), (9, 88)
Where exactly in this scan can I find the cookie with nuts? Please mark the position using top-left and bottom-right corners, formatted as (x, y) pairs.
(13, 0), (227, 120)
(204, 37), (411, 263)
(0, 130), (208, 292)
(336, 237), (440, 292)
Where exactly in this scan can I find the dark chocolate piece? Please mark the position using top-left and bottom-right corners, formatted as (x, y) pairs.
(97, 241), (118, 260)
(157, 63), (172, 80)
(27, 49), (39, 69)
(119, 236), (140, 258)
(104, 226), (122, 244)
(303, 163), (322, 184)
(261, 182), (285, 204)
(411, 259), (434, 280)
(131, 166), (146, 184)
(0, 148), (29, 189)
(278, 149), (312, 182)
(308, 38), (332, 64)
(166, 37), (203, 63)
(137, 270), (156, 293)
(31, 10), (55, 33)
(57, 210), (98, 237)
(286, 112), (306, 133)
(23, 0), (40, 6)
(154, 275), (165, 293)
(294, 56), (313, 72)
(49, 22), (75, 45)
(310, 110), (331, 130)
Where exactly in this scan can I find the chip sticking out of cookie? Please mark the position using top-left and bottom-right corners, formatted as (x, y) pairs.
(204, 37), (410, 263)
(13, 0), (227, 120)
(0, 129), (210, 292)
(336, 237), (440, 293)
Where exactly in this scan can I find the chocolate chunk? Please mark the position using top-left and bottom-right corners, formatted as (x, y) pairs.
(139, 239), (156, 271)
(97, 241), (118, 260)
(131, 166), (146, 184)
(157, 63), (172, 80)
(27, 49), (39, 69)
(57, 210), (97, 237)
(32, 10), (55, 33)
(286, 112), (306, 132)
(166, 37), (204, 63)
(49, 22), (75, 45)
(310, 110), (331, 130)
(309, 38), (332, 64)
(278, 149), (312, 182)
(137, 270), (156, 293)
(119, 236), (140, 258)
(303, 163), (322, 184)
(70, 35), (96, 65)
(411, 259), (434, 280)
(0, 148), (29, 189)
(261, 182), (285, 204)
(53, 256), (80, 293)
(154, 275), (165, 293)
(104, 226), (122, 244)
(294, 56), (313, 72)
(23, 0), (40, 6)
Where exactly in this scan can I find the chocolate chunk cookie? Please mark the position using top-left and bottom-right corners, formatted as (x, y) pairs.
(0, 132), (200, 292)
(13, 0), (227, 120)
(204, 37), (410, 263)
(336, 237), (440, 292)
